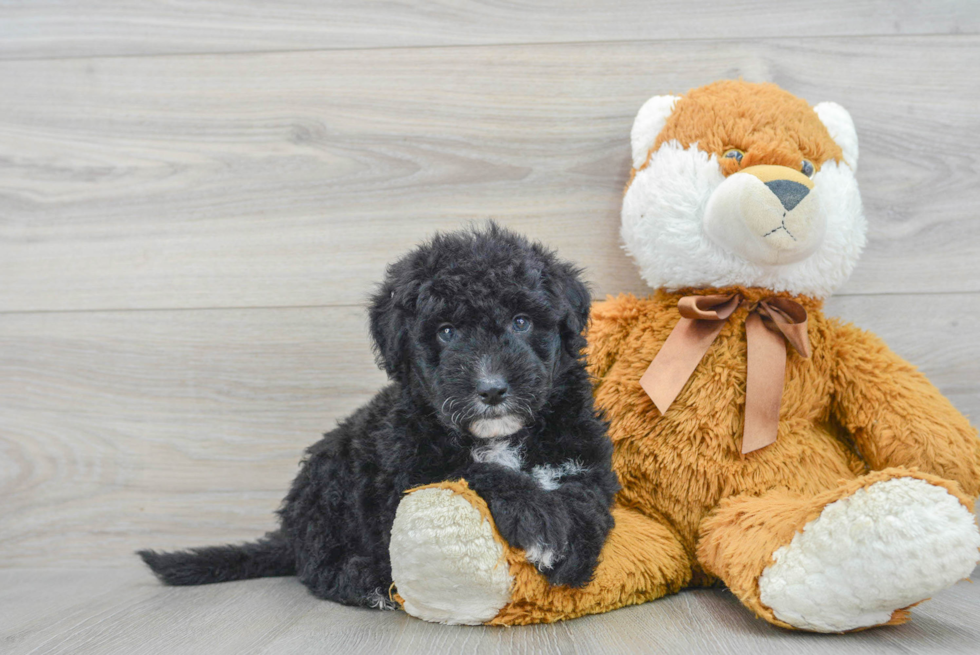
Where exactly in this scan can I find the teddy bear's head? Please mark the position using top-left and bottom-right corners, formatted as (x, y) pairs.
(622, 80), (865, 299)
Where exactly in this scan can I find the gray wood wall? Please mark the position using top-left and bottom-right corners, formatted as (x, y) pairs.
(2, 1), (978, 571)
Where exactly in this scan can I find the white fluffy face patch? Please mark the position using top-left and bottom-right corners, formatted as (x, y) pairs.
(469, 416), (524, 440)
(703, 170), (826, 266)
(622, 142), (866, 298)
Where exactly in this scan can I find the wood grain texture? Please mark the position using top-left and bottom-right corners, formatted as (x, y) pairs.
(1, 568), (979, 654)
(1, 293), (976, 567)
(2, 2), (980, 648)
(2, 36), (980, 313)
(0, 306), (384, 567)
(0, 1), (977, 60)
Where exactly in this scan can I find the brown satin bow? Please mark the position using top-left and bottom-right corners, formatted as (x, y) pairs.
(639, 294), (811, 454)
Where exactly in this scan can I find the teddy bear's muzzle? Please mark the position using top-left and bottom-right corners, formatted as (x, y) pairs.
(703, 164), (826, 266)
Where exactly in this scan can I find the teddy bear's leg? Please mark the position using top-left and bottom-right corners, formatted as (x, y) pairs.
(697, 468), (980, 633)
(390, 480), (692, 625)
(388, 480), (513, 625)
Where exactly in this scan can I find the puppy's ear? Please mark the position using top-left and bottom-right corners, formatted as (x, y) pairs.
(369, 274), (411, 381)
(550, 262), (592, 359)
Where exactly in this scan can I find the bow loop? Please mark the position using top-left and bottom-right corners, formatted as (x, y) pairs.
(676, 294), (741, 321)
(638, 293), (811, 454)
(757, 298), (811, 358)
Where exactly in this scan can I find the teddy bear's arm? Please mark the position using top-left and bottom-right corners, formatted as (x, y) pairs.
(830, 319), (980, 499)
(585, 295), (642, 383)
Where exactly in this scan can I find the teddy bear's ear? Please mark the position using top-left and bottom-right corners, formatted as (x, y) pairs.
(631, 95), (681, 169)
(814, 102), (859, 172)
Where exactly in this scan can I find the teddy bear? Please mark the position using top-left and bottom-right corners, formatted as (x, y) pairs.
(386, 80), (980, 632)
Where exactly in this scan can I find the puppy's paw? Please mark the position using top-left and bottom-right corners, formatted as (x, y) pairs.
(524, 543), (560, 573)
(524, 542), (597, 588)
(366, 588), (399, 610)
(540, 549), (597, 588)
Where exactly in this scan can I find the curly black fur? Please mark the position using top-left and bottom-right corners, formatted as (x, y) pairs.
(139, 223), (619, 609)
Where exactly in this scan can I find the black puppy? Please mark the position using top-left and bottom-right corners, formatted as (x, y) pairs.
(139, 223), (619, 609)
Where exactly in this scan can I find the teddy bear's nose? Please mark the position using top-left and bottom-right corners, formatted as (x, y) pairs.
(765, 179), (810, 212)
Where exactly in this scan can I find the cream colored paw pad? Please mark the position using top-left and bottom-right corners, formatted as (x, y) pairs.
(390, 488), (513, 625)
(759, 478), (980, 632)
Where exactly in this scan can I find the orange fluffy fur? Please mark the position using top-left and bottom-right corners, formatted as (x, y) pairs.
(628, 80), (843, 189)
(652, 81), (843, 176)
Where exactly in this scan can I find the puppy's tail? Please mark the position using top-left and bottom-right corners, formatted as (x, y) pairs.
(138, 531), (295, 586)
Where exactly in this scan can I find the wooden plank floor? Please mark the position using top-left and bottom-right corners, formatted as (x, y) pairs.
(1, 1), (977, 59)
(2, 2), (980, 653)
(3, 568), (980, 655)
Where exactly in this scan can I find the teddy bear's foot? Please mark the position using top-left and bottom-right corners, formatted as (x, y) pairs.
(394, 482), (696, 625)
(389, 483), (513, 625)
(758, 477), (980, 632)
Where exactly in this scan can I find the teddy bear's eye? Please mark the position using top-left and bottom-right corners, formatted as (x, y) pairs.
(723, 149), (744, 164)
(801, 160), (815, 177)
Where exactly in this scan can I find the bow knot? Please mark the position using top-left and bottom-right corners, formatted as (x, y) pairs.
(639, 294), (811, 454)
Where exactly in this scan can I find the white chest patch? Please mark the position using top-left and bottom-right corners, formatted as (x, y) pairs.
(469, 416), (523, 439)
(471, 440), (523, 471)
(531, 460), (587, 491)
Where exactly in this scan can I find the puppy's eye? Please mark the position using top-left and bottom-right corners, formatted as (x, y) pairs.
(437, 324), (456, 343)
(512, 315), (531, 333)
(723, 149), (744, 164)
(801, 159), (815, 177)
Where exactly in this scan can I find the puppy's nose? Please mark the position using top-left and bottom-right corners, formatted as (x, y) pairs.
(765, 179), (810, 211)
(477, 378), (508, 406)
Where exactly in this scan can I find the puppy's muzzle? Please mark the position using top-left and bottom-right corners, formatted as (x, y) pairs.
(703, 164), (825, 266)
